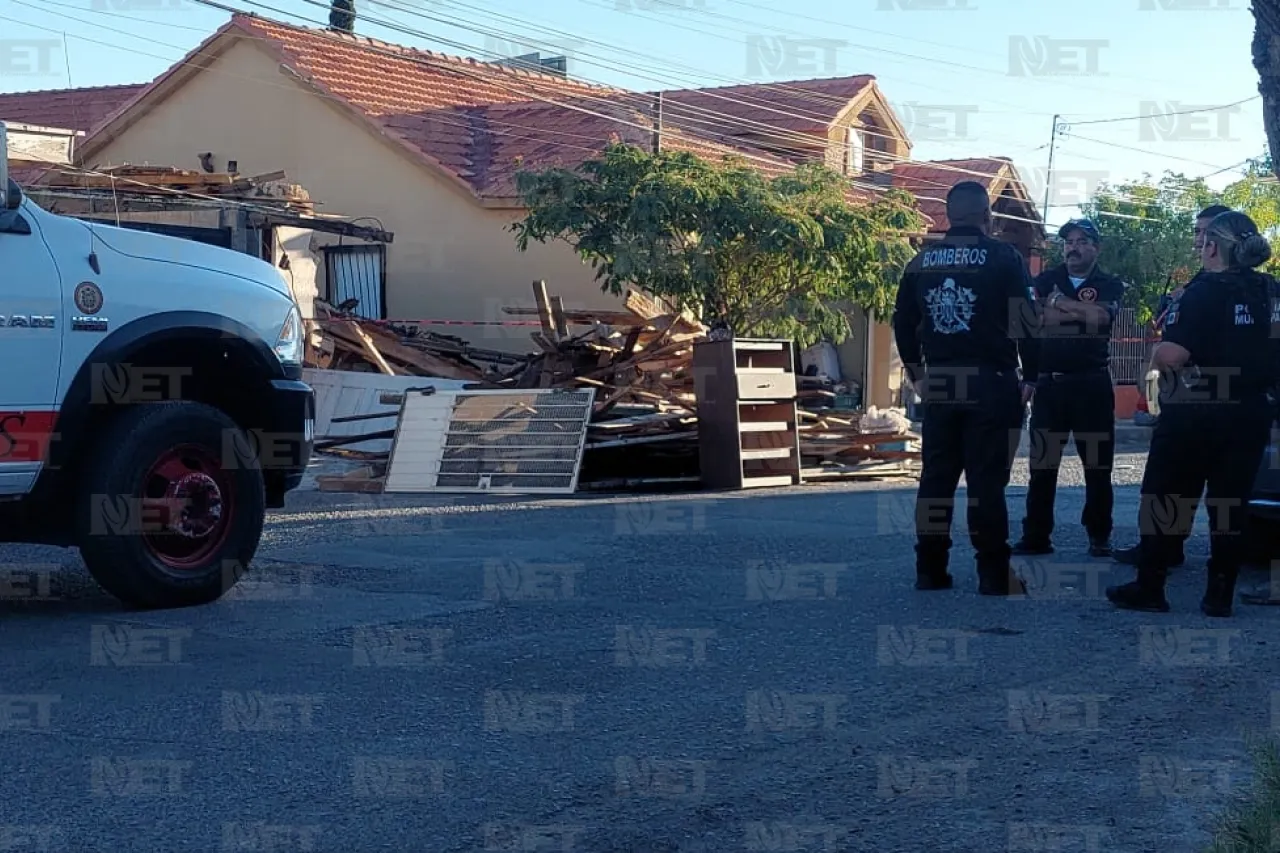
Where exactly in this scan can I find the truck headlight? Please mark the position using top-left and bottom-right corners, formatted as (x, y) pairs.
(274, 304), (304, 366)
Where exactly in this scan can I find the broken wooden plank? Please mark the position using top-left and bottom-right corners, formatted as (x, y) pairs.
(550, 295), (570, 340)
(322, 321), (482, 380)
(532, 280), (557, 341)
(348, 321), (397, 375)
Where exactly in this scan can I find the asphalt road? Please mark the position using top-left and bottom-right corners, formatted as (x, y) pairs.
(0, 445), (1275, 853)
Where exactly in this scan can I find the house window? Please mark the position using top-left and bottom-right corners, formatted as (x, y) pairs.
(846, 128), (865, 175)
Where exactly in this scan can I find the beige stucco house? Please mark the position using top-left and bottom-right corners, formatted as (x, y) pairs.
(0, 13), (1044, 409)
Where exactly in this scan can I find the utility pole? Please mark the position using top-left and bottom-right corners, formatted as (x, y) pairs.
(1042, 114), (1061, 224)
(653, 92), (663, 155)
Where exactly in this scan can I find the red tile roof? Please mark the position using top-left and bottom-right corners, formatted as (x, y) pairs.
(80, 14), (805, 202)
(0, 84), (147, 133)
(890, 157), (1017, 231)
(658, 76), (876, 137)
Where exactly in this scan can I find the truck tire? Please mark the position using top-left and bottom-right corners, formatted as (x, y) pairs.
(77, 401), (266, 610)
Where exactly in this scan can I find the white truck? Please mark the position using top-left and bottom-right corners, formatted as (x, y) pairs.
(0, 122), (314, 609)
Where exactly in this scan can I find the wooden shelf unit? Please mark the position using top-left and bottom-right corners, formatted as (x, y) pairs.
(693, 338), (803, 490)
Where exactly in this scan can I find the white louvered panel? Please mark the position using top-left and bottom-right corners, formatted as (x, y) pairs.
(303, 369), (470, 453)
(383, 388), (595, 494)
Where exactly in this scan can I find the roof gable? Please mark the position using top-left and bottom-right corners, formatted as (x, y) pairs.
(657, 76), (875, 137)
(78, 13), (804, 203)
(890, 157), (1040, 234)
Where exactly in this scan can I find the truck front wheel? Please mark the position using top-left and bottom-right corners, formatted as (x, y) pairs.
(77, 401), (266, 609)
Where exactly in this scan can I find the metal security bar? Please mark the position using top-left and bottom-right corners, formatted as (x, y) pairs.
(1110, 308), (1156, 385)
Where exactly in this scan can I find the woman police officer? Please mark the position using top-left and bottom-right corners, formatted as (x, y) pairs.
(1106, 211), (1280, 617)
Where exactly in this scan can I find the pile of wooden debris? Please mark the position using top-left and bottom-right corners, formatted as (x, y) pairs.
(304, 283), (919, 490)
(38, 165), (315, 214)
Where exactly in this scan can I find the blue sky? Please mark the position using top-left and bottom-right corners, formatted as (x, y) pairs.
(0, 0), (1265, 227)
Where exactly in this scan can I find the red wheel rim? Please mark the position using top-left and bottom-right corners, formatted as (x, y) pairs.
(139, 444), (233, 571)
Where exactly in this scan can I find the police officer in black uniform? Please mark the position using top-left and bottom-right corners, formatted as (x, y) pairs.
(1012, 219), (1125, 558)
(1106, 211), (1280, 616)
(1112, 203), (1233, 569)
(893, 181), (1040, 596)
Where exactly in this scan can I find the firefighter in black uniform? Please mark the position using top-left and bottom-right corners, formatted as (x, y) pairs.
(893, 181), (1041, 596)
(1012, 219), (1125, 558)
(1106, 211), (1280, 616)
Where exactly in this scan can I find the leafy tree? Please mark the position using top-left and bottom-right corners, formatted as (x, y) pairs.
(328, 0), (354, 33)
(511, 142), (923, 348)
(1043, 172), (1216, 323)
(1220, 154), (1280, 276)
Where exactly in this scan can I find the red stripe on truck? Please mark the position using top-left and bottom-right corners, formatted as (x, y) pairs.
(0, 411), (59, 462)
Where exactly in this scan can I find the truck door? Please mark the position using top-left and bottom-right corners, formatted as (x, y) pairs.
(0, 203), (64, 495)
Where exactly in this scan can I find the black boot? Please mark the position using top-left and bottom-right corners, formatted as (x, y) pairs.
(1011, 538), (1053, 556)
(1201, 569), (1237, 618)
(1088, 534), (1112, 558)
(915, 569), (954, 591)
(1112, 543), (1184, 568)
(978, 565), (1028, 596)
(1106, 566), (1170, 613)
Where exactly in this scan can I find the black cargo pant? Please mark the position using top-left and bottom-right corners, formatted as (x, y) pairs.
(1136, 396), (1272, 578)
(1022, 370), (1115, 544)
(915, 366), (1024, 575)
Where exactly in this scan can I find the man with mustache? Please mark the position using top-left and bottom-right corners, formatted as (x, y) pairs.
(1013, 219), (1126, 558)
